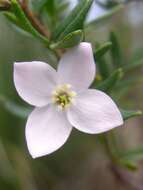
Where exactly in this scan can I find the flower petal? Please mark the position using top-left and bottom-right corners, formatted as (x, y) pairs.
(57, 42), (96, 91)
(14, 61), (57, 107)
(67, 89), (123, 134)
(26, 105), (72, 158)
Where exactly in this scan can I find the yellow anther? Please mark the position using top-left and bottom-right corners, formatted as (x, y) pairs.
(51, 84), (76, 110)
(52, 90), (58, 95)
(65, 84), (71, 89)
(70, 91), (77, 97)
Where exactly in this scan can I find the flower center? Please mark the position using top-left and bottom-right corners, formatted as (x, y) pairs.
(52, 84), (76, 110)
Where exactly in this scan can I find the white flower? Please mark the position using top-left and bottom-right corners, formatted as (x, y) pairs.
(14, 42), (123, 158)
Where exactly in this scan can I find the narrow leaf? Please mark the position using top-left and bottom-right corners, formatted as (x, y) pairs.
(123, 58), (143, 72)
(53, 0), (84, 39)
(117, 76), (143, 89)
(87, 5), (124, 28)
(9, 0), (49, 44)
(110, 31), (122, 67)
(0, 95), (31, 118)
(96, 68), (123, 92)
(118, 159), (137, 171)
(120, 147), (143, 162)
(118, 147), (143, 170)
(120, 109), (142, 121)
(50, 30), (83, 49)
(4, 11), (19, 25)
(96, 57), (110, 79)
(32, 0), (48, 13)
(5, 101), (31, 118)
(95, 41), (112, 60)
(53, 0), (93, 40)
(95, 0), (119, 9)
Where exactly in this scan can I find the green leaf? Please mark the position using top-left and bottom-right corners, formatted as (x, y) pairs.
(8, 0), (49, 44)
(123, 58), (143, 72)
(4, 11), (32, 36)
(110, 31), (122, 67)
(118, 147), (143, 170)
(120, 109), (142, 121)
(96, 57), (110, 79)
(45, 0), (55, 16)
(94, 42), (112, 79)
(118, 159), (137, 171)
(33, 0), (54, 14)
(53, 0), (93, 40)
(95, 0), (119, 9)
(87, 4), (124, 28)
(5, 101), (31, 118)
(33, 0), (56, 16)
(4, 11), (19, 25)
(95, 41), (112, 60)
(56, 1), (69, 13)
(0, 95), (31, 118)
(32, 0), (69, 16)
(120, 147), (143, 162)
(50, 30), (83, 49)
(32, 0), (48, 13)
(117, 76), (143, 89)
(96, 68), (123, 92)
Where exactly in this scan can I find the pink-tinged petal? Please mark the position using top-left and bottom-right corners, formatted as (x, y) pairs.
(67, 89), (123, 134)
(57, 42), (96, 91)
(26, 105), (72, 158)
(14, 61), (57, 107)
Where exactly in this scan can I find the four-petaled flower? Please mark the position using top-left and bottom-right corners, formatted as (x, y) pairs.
(14, 42), (123, 158)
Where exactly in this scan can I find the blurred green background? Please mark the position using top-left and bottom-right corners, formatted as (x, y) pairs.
(0, 0), (143, 189)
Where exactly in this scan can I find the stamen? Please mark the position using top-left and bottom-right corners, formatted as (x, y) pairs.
(51, 84), (76, 110)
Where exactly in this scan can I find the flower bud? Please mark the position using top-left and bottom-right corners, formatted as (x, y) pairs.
(0, 0), (11, 11)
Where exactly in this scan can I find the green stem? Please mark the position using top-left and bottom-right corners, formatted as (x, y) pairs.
(101, 132), (120, 164)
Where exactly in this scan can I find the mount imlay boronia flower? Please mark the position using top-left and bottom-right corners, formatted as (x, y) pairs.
(13, 42), (123, 158)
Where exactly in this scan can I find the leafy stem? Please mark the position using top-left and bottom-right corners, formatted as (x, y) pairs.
(18, 0), (50, 38)
(18, 0), (62, 60)
(101, 132), (119, 164)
